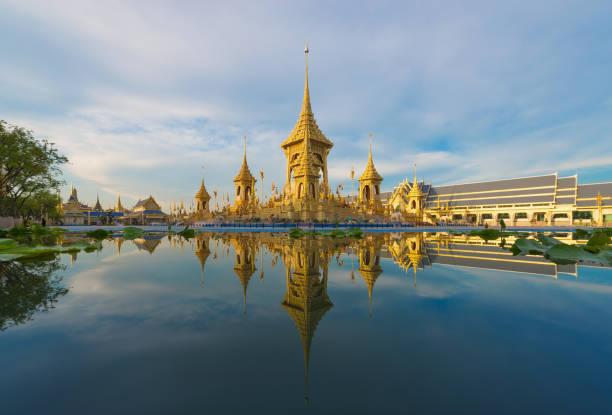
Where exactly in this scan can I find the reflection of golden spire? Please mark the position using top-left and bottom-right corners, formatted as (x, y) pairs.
(281, 243), (333, 405)
(195, 236), (211, 287)
(358, 238), (384, 318)
(114, 237), (124, 256)
(232, 237), (256, 315)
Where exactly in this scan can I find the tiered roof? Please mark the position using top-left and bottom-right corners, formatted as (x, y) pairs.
(359, 136), (382, 183)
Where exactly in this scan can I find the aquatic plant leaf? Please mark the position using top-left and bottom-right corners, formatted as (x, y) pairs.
(0, 239), (18, 250)
(86, 229), (112, 240)
(122, 227), (143, 240)
(472, 229), (501, 241)
(511, 238), (547, 256)
(536, 233), (563, 247)
(544, 244), (605, 264)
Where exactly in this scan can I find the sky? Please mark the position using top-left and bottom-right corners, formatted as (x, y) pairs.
(1, 0), (611, 211)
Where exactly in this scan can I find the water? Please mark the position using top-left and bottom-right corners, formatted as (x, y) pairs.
(1, 232), (612, 414)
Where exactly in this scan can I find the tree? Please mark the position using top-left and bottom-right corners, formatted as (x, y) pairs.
(0, 120), (68, 218)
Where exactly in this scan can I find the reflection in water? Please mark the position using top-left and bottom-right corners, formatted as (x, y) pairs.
(0, 259), (68, 331)
(357, 235), (384, 317)
(280, 237), (335, 404)
(7, 230), (609, 409)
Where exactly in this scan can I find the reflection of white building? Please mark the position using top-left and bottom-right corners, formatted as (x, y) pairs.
(383, 173), (612, 226)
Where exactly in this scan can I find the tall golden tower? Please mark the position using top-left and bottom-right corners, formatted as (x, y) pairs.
(281, 42), (333, 199)
(232, 136), (257, 214)
(358, 133), (383, 211)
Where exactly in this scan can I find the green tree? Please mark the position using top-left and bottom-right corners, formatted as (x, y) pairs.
(0, 120), (68, 218)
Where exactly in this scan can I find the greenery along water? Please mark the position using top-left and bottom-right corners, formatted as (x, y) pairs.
(1, 230), (612, 414)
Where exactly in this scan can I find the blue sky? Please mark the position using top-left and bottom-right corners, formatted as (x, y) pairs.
(1, 0), (611, 211)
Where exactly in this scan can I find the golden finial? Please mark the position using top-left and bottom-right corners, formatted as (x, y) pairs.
(350, 166), (354, 180)
(369, 132), (373, 155)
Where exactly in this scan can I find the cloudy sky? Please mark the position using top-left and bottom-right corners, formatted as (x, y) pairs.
(1, 0), (611, 211)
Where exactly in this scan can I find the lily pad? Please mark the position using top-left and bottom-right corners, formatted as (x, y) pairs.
(122, 227), (143, 240)
(511, 238), (547, 256)
(86, 229), (112, 240)
(0, 238), (18, 250)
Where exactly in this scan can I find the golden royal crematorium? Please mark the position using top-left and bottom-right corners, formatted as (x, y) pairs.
(193, 44), (386, 222)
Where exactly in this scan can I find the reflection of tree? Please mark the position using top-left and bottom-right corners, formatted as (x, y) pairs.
(0, 259), (68, 331)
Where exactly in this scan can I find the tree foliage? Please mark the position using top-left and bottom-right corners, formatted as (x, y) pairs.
(0, 120), (68, 218)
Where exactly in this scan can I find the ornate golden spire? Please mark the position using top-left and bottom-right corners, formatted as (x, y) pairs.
(282, 44), (333, 150)
(409, 163), (423, 196)
(115, 193), (124, 212)
(234, 135), (256, 183)
(358, 133), (383, 182)
(195, 177), (210, 202)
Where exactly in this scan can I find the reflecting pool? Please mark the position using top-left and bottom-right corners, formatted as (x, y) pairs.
(1, 231), (612, 414)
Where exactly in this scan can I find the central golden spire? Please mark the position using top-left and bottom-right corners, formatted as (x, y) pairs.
(302, 41), (312, 115)
(282, 44), (333, 150)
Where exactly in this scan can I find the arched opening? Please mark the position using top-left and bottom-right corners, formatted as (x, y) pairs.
(298, 183), (304, 198)
(315, 153), (323, 163)
(375, 184), (380, 195)
(245, 186), (251, 201)
(236, 254), (241, 265)
(411, 200), (416, 210)
(236, 186), (241, 196)
(309, 183), (315, 198)
(364, 250), (371, 266)
(363, 185), (371, 201)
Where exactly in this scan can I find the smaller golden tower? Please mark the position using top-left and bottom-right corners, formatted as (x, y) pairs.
(232, 136), (257, 214)
(406, 164), (424, 220)
(358, 133), (383, 211)
(115, 193), (125, 213)
(195, 174), (211, 215)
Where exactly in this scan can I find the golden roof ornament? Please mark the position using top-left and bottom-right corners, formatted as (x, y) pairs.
(359, 133), (383, 182)
(409, 163), (423, 196)
(234, 135), (256, 183)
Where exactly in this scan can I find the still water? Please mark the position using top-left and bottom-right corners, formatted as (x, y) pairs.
(1, 232), (612, 414)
